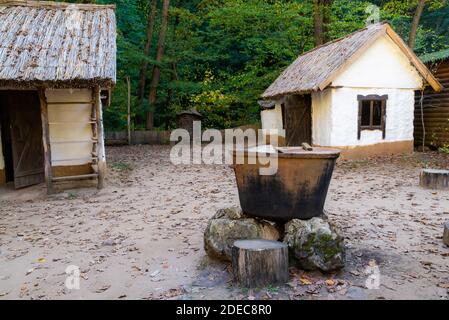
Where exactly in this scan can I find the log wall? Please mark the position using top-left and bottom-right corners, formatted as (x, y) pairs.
(414, 59), (449, 148)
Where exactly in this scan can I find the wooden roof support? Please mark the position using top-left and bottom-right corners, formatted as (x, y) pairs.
(38, 88), (54, 195)
(94, 86), (106, 189)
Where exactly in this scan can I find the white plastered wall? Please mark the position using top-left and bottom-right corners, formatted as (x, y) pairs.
(312, 34), (423, 147)
(312, 89), (333, 146)
(260, 104), (283, 131)
(45, 89), (93, 166)
(332, 35), (423, 89)
(329, 88), (415, 146)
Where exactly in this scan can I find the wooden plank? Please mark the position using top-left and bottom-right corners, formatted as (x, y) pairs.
(38, 89), (54, 194)
(94, 86), (106, 189)
(52, 173), (98, 182)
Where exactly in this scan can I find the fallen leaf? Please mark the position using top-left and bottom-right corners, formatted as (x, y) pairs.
(299, 278), (312, 285)
(95, 284), (111, 293)
(325, 279), (336, 286)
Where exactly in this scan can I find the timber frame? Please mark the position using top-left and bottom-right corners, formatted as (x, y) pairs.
(38, 87), (106, 194)
(357, 94), (388, 140)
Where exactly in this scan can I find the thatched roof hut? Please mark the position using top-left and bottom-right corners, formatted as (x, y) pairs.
(262, 22), (441, 100)
(260, 22), (442, 159)
(0, 1), (116, 193)
(0, 0), (116, 88)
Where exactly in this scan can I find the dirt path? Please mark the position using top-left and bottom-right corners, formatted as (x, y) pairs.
(0, 145), (448, 300)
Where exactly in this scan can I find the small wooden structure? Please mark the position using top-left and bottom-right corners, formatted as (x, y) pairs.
(232, 239), (288, 288)
(261, 22), (442, 159)
(0, 1), (116, 193)
(415, 49), (449, 149)
(176, 109), (202, 138)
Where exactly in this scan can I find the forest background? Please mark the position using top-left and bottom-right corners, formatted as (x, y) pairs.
(64, 0), (449, 131)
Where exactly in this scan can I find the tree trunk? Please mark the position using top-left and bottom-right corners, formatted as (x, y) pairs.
(408, 0), (426, 49)
(136, 0), (157, 111)
(420, 169), (449, 190)
(313, 0), (324, 46)
(146, 0), (170, 130)
(231, 240), (288, 288)
(313, 0), (333, 46)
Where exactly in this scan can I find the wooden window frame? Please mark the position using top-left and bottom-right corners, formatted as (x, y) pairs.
(357, 94), (388, 140)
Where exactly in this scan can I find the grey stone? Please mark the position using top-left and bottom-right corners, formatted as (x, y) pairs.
(284, 218), (345, 272)
(444, 221), (449, 247)
(204, 207), (281, 261)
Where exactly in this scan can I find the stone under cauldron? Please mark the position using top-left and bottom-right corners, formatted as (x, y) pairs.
(204, 145), (345, 285)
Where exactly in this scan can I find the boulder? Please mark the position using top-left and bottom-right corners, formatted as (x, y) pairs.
(284, 218), (345, 272)
(444, 221), (449, 247)
(204, 207), (281, 261)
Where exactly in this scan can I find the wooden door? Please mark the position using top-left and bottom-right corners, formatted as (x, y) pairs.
(7, 91), (45, 189)
(284, 94), (312, 146)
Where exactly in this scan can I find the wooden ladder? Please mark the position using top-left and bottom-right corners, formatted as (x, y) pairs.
(39, 86), (106, 194)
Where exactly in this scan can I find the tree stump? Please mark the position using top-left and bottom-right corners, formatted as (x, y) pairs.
(419, 169), (449, 190)
(231, 239), (288, 288)
(444, 222), (449, 247)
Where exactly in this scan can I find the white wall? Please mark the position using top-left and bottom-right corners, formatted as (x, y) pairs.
(311, 89), (333, 146)
(261, 104), (283, 131)
(45, 89), (93, 166)
(332, 35), (423, 89)
(329, 87), (415, 146)
(0, 128), (4, 170)
(312, 34), (421, 147)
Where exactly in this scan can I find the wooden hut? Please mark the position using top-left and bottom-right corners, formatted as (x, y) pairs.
(414, 49), (449, 149)
(176, 109), (202, 139)
(0, 1), (116, 193)
(261, 22), (442, 159)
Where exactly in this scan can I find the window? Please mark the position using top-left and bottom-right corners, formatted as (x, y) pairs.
(357, 95), (387, 140)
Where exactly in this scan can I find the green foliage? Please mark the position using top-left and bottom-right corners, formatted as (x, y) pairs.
(85, 0), (449, 131)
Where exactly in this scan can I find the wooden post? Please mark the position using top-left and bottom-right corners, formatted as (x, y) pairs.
(232, 239), (288, 288)
(38, 89), (54, 195)
(94, 86), (106, 189)
(127, 76), (131, 145)
(420, 169), (449, 190)
(443, 221), (449, 247)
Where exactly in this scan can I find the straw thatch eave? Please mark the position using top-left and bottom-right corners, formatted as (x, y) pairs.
(0, 1), (117, 88)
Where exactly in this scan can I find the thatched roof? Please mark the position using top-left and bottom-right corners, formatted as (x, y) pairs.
(0, 1), (116, 88)
(262, 22), (442, 99)
(177, 109), (202, 118)
(258, 100), (276, 110)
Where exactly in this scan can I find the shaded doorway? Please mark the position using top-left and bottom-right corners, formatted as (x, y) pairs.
(0, 91), (44, 189)
(283, 94), (312, 146)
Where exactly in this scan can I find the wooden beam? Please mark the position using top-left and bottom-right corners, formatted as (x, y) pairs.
(38, 88), (54, 195)
(52, 174), (98, 182)
(0, 1), (116, 10)
(94, 86), (106, 189)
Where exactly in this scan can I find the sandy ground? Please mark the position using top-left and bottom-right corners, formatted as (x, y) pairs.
(0, 145), (448, 300)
